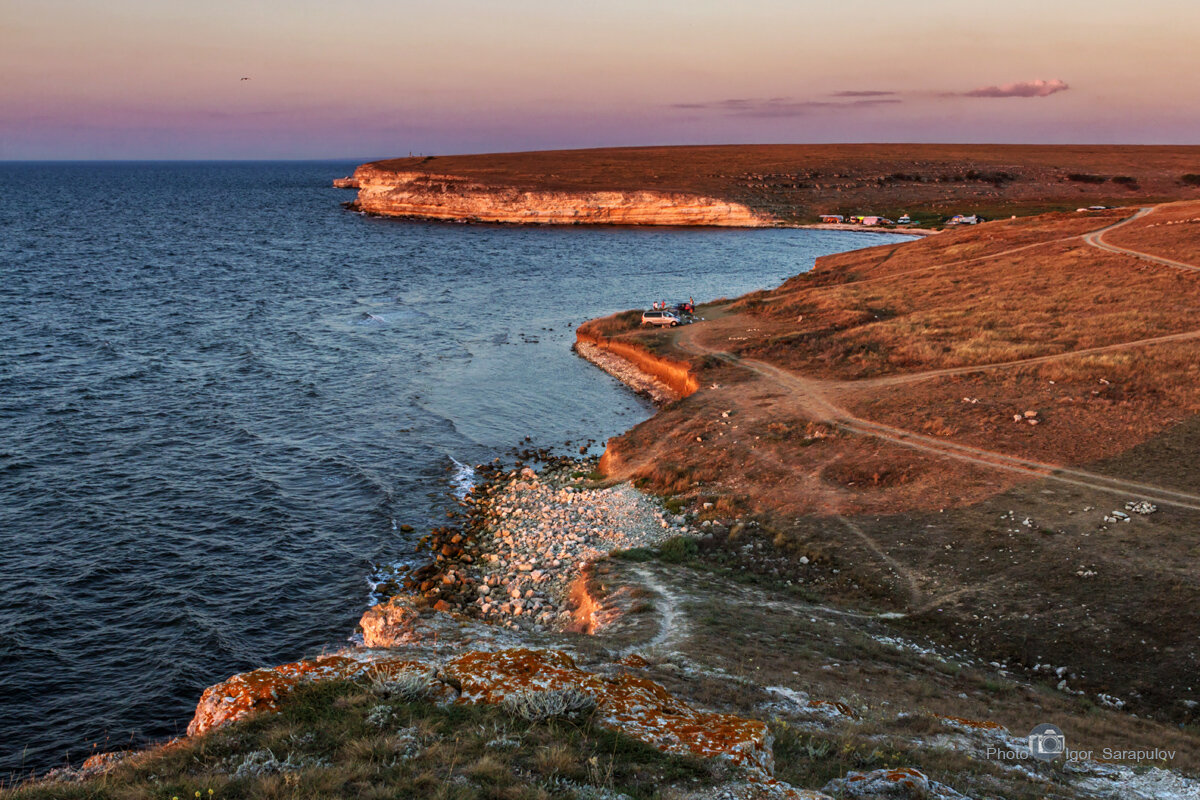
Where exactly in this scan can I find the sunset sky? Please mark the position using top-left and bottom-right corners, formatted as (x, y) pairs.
(3, 0), (1198, 159)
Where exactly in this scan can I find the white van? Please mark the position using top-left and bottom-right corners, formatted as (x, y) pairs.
(641, 310), (681, 327)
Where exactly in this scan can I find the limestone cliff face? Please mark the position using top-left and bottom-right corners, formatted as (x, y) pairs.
(343, 164), (773, 226)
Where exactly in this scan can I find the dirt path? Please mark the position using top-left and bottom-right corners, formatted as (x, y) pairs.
(1083, 206), (1200, 272)
(851, 326), (1200, 390)
(669, 203), (1200, 510)
(836, 515), (925, 606)
(676, 324), (1200, 511)
(628, 565), (689, 654)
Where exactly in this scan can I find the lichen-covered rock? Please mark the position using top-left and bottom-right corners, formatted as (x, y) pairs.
(764, 685), (857, 721)
(359, 596), (524, 649)
(360, 597), (438, 647)
(189, 644), (817, 788)
(932, 713), (1005, 731)
(822, 767), (970, 799)
(44, 750), (136, 783)
(442, 648), (776, 778)
(680, 780), (834, 800)
(187, 652), (432, 736)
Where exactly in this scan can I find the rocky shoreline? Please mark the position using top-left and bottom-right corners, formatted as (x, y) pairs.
(367, 457), (694, 637)
(32, 325), (1200, 800)
(574, 340), (679, 405)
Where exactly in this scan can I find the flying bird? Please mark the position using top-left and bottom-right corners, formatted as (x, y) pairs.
(240, 77), (250, 81)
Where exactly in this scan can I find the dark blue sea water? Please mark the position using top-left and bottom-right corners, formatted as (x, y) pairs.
(0, 161), (910, 775)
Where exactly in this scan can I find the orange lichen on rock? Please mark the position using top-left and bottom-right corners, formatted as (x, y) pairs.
(189, 645), (783, 780)
(827, 767), (933, 798)
(934, 713), (1006, 730)
(618, 653), (651, 668)
(809, 699), (857, 718)
(442, 648), (775, 777)
(186, 652), (430, 736)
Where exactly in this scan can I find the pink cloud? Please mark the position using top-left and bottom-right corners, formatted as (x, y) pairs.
(964, 79), (1069, 98)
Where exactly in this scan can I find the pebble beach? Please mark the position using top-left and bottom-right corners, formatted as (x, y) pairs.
(385, 459), (694, 632)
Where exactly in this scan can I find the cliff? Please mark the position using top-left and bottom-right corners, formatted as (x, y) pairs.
(575, 327), (699, 405)
(335, 144), (1200, 225)
(343, 163), (771, 226)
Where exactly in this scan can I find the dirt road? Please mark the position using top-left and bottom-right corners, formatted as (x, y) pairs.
(1082, 206), (1200, 272)
(674, 206), (1200, 510)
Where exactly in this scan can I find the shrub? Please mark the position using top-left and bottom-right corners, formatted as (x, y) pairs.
(369, 667), (435, 702)
(659, 536), (699, 563)
(223, 748), (332, 779)
(501, 688), (597, 721)
(964, 169), (1014, 185)
(1067, 173), (1107, 184)
(611, 547), (656, 562)
(365, 704), (395, 728)
(1181, 174), (1200, 186)
(1112, 175), (1138, 187)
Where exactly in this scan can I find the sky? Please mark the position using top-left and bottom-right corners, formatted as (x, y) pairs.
(2, 0), (1198, 159)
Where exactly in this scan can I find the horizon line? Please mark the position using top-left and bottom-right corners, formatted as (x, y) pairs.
(4, 141), (1200, 164)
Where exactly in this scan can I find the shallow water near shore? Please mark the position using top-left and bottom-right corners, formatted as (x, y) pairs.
(0, 161), (911, 774)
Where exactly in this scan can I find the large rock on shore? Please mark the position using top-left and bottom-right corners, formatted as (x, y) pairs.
(359, 596), (525, 649)
(360, 597), (439, 647)
(186, 651), (432, 736)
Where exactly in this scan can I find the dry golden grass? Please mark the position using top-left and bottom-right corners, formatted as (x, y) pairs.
(1104, 200), (1200, 264)
(791, 209), (1131, 284)
(590, 202), (1200, 727)
(735, 211), (1200, 379)
(577, 309), (642, 339)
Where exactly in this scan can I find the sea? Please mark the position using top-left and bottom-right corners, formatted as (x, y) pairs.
(0, 161), (911, 775)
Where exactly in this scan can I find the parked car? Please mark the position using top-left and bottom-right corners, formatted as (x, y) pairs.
(641, 310), (681, 327)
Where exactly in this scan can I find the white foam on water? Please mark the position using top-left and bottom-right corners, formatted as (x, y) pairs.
(448, 455), (476, 499)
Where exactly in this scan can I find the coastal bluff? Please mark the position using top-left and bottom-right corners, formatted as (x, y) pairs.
(338, 163), (771, 226)
(334, 144), (1200, 226)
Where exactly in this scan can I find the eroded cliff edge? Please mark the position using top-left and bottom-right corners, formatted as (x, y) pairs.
(338, 164), (773, 226)
(334, 144), (1200, 226)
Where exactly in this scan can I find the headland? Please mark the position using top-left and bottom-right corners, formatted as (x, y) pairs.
(14, 164), (1200, 800)
(337, 144), (1200, 227)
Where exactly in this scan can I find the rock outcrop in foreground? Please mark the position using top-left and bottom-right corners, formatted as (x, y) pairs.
(341, 164), (771, 226)
(188, 646), (781, 782)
